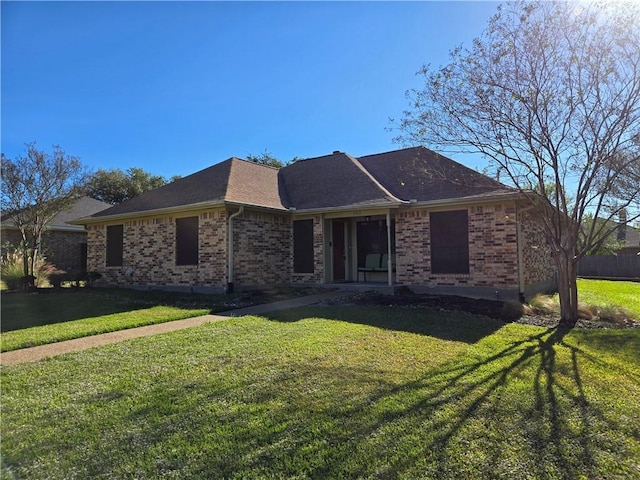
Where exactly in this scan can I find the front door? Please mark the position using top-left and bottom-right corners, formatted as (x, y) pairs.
(332, 220), (346, 281)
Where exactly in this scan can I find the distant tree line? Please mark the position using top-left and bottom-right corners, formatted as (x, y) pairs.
(85, 167), (180, 204)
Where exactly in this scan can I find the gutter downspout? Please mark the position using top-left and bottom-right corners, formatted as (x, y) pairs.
(227, 206), (244, 293)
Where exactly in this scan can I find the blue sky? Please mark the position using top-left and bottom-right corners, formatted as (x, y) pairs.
(2, 1), (499, 179)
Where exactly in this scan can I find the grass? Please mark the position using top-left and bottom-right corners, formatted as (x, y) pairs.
(0, 286), (330, 352)
(1, 306), (639, 479)
(577, 278), (640, 318)
(0, 288), (234, 352)
(526, 279), (640, 322)
(0, 305), (209, 352)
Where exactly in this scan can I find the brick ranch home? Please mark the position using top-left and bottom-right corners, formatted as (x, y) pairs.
(72, 147), (556, 302)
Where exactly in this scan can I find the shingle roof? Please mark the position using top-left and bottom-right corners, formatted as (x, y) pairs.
(88, 158), (286, 219)
(226, 157), (286, 209)
(358, 146), (511, 202)
(278, 152), (401, 210)
(50, 197), (112, 229)
(1, 196), (111, 231)
(76, 147), (515, 222)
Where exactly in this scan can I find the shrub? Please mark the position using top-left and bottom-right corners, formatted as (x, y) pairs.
(1, 247), (59, 289)
(527, 294), (559, 315)
(1, 251), (26, 290)
(594, 304), (634, 324)
(47, 270), (103, 289)
(526, 293), (633, 323)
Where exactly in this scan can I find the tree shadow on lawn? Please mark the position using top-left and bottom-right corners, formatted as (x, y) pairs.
(264, 305), (506, 344)
(47, 325), (632, 479)
(0, 288), (239, 332)
(0, 290), (149, 332)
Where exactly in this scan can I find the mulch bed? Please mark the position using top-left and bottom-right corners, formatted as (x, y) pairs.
(324, 291), (640, 329)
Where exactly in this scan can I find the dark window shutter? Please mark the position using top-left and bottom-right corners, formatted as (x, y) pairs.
(176, 216), (199, 266)
(106, 225), (124, 267)
(293, 219), (314, 273)
(430, 210), (469, 274)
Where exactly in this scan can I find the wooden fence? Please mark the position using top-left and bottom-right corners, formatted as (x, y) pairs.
(577, 255), (640, 279)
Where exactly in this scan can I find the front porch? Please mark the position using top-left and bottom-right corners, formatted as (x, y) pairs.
(322, 210), (396, 286)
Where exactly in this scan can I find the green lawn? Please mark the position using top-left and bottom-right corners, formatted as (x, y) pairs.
(2, 306), (639, 479)
(577, 278), (640, 318)
(0, 289), (229, 352)
(0, 305), (209, 352)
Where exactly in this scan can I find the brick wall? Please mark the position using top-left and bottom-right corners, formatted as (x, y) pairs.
(42, 230), (87, 271)
(86, 209), (227, 288)
(85, 208), (301, 290)
(395, 202), (520, 288)
(232, 211), (292, 286)
(1, 228), (87, 271)
(518, 205), (556, 288)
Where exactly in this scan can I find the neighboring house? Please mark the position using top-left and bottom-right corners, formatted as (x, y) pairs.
(72, 147), (556, 301)
(615, 221), (640, 255)
(587, 215), (640, 256)
(1, 196), (111, 271)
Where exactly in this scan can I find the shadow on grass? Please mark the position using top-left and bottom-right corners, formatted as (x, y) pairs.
(0, 290), (147, 332)
(87, 326), (623, 478)
(0, 288), (234, 332)
(264, 305), (506, 344)
(6, 318), (636, 479)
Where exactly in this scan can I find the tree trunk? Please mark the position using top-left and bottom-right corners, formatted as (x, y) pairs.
(22, 251), (29, 277)
(556, 251), (578, 327)
(19, 231), (30, 277)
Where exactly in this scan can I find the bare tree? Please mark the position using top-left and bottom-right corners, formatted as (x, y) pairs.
(394, 1), (640, 325)
(1, 143), (88, 281)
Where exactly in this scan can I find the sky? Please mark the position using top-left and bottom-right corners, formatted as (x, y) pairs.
(1, 1), (499, 179)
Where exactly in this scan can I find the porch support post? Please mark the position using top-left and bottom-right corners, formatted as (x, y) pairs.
(386, 210), (392, 286)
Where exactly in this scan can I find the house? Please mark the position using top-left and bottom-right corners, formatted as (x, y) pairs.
(1, 196), (111, 271)
(71, 147), (556, 301)
(613, 213), (640, 255)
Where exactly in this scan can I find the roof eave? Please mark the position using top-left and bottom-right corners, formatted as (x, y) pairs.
(70, 199), (290, 225)
(224, 201), (289, 213)
(404, 191), (521, 209)
(289, 201), (407, 216)
(69, 200), (228, 225)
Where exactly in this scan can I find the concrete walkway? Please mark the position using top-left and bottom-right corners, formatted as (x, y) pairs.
(1, 289), (355, 366)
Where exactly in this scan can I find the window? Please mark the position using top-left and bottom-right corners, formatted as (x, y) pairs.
(356, 219), (395, 267)
(106, 225), (123, 267)
(176, 216), (199, 265)
(293, 219), (314, 273)
(430, 210), (469, 274)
